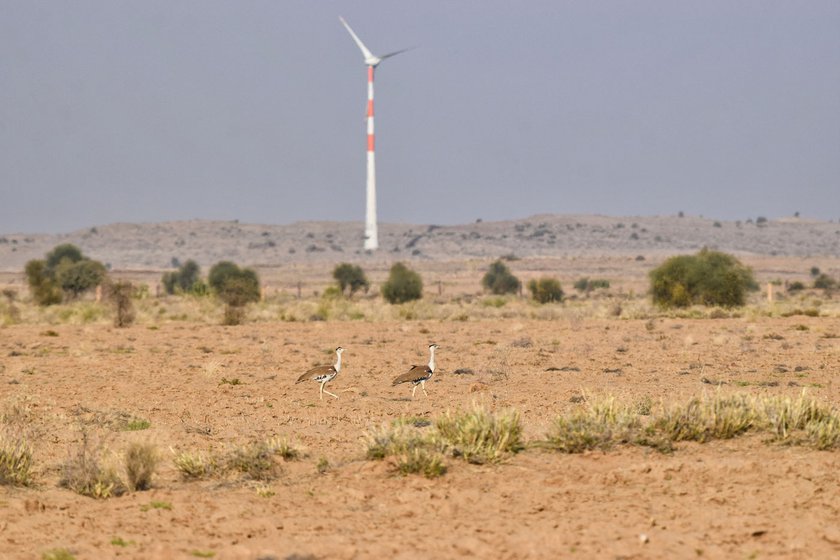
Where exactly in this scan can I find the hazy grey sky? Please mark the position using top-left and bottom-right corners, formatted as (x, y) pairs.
(1, 1), (838, 234)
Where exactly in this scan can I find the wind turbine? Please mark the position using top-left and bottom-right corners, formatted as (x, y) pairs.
(339, 16), (411, 251)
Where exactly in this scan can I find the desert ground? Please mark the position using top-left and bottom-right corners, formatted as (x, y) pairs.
(1, 301), (839, 559)
(1, 217), (840, 559)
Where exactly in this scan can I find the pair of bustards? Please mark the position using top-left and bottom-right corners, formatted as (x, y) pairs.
(295, 344), (439, 400)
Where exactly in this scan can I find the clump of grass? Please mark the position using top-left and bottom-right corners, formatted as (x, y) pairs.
(364, 423), (447, 478)
(60, 433), (126, 499)
(434, 404), (524, 464)
(265, 436), (300, 460)
(546, 396), (641, 453)
(316, 457), (330, 474)
(173, 451), (218, 480)
(110, 537), (134, 547)
(760, 393), (836, 443)
(654, 394), (755, 442)
(225, 441), (279, 481)
(396, 446), (447, 478)
(0, 432), (34, 486)
(42, 549), (76, 560)
(125, 442), (159, 491)
(122, 418), (151, 431)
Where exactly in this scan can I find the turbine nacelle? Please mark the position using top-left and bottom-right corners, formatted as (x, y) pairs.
(339, 16), (410, 67)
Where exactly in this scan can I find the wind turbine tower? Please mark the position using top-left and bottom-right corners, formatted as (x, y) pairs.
(339, 16), (409, 251)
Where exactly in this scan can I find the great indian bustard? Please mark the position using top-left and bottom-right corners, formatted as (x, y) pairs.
(297, 347), (344, 400)
(392, 344), (439, 398)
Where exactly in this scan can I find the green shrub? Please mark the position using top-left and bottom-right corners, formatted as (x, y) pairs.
(333, 263), (370, 297)
(208, 261), (260, 325)
(649, 248), (756, 308)
(787, 281), (806, 293)
(25, 244), (106, 305)
(482, 260), (521, 295)
(528, 277), (564, 303)
(573, 278), (611, 292)
(381, 262), (423, 304)
(162, 260), (203, 295)
(813, 273), (837, 291)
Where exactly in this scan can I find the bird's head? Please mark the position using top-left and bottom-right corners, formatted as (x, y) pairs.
(429, 343), (439, 350)
(336, 347), (345, 355)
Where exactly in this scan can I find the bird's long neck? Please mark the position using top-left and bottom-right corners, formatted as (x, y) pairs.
(334, 351), (342, 372)
(428, 347), (436, 372)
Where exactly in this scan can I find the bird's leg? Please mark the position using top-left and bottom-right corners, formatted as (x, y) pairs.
(319, 382), (325, 400)
(323, 386), (339, 399)
(421, 380), (428, 397)
(411, 384), (418, 398)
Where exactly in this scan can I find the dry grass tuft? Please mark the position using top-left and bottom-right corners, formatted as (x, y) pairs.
(0, 431), (34, 486)
(124, 442), (159, 491)
(173, 451), (218, 480)
(434, 404), (524, 464)
(60, 432), (126, 499)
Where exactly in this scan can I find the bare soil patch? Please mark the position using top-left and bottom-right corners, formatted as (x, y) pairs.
(1, 316), (838, 558)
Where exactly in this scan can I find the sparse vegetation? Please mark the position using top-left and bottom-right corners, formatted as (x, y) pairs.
(208, 261), (261, 325)
(60, 432), (126, 499)
(174, 451), (218, 480)
(333, 263), (370, 297)
(381, 262), (423, 304)
(124, 442), (159, 491)
(162, 259), (204, 295)
(573, 278), (611, 293)
(42, 549), (76, 560)
(435, 405), (524, 464)
(528, 277), (564, 304)
(0, 431), (34, 486)
(26, 244), (106, 305)
(649, 248), (757, 308)
(105, 280), (136, 327)
(482, 260), (521, 295)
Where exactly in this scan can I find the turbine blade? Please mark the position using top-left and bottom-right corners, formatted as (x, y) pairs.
(378, 46), (414, 61)
(339, 16), (375, 62)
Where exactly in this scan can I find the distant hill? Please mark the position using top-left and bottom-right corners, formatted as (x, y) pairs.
(1, 215), (838, 272)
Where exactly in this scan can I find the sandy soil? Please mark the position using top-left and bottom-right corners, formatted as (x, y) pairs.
(1, 317), (839, 559)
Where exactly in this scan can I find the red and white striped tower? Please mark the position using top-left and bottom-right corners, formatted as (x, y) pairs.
(364, 65), (378, 250)
(340, 16), (409, 252)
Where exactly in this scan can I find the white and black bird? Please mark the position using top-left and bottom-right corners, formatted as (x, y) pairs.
(392, 344), (439, 398)
(297, 347), (344, 400)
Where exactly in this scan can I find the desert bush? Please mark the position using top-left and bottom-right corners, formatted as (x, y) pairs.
(528, 277), (564, 304)
(381, 262), (423, 304)
(105, 280), (136, 327)
(124, 442), (159, 491)
(333, 263), (370, 297)
(26, 244), (106, 304)
(573, 277), (611, 292)
(482, 260), (521, 295)
(649, 248), (756, 308)
(162, 259), (203, 295)
(813, 273), (837, 291)
(56, 259), (107, 299)
(434, 405), (523, 464)
(208, 261), (260, 325)
(0, 432), (34, 486)
(60, 433), (126, 499)
(787, 281), (806, 293)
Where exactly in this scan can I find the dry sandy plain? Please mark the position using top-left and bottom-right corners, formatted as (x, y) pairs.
(1, 304), (839, 559)
(1, 217), (840, 560)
